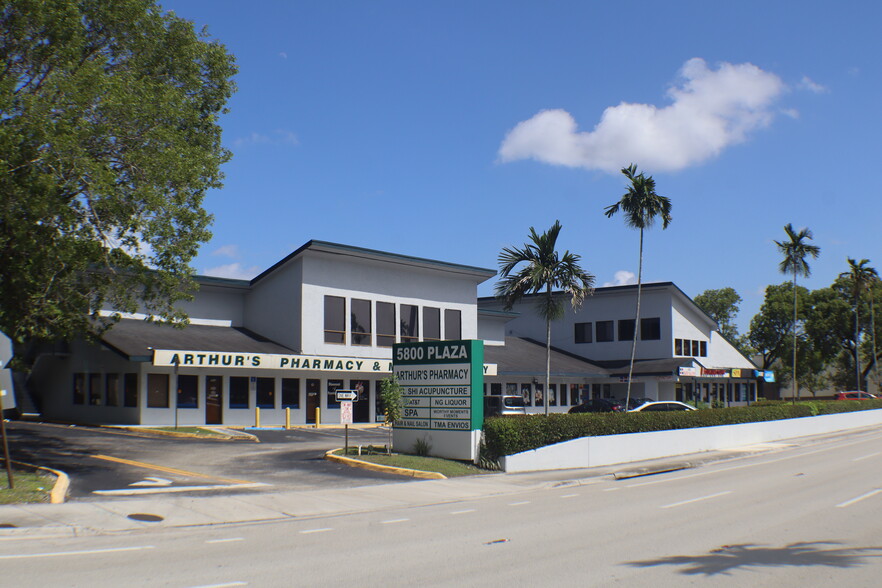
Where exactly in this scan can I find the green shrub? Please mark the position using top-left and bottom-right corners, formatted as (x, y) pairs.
(481, 401), (882, 460)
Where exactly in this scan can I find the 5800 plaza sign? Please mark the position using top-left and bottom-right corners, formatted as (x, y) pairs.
(393, 340), (484, 432)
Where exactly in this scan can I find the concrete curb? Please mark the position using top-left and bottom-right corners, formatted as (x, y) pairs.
(115, 426), (259, 442)
(324, 449), (447, 479)
(8, 460), (69, 504)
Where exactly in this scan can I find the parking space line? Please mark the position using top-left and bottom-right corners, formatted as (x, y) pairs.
(92, 454), (256, 485)
(380, 518), (409, 524)
(299, 528), (334, 534)
(660, 491), (732, 509)
(836, 489), (882, 508)
(0, 545), (155, 560)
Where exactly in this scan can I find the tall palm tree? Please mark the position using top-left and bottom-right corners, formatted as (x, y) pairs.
(774, 224), (820, 401)
(604, 164), (671, 410)
(496, 220), (595, 415)
(839, 258), (878, 391)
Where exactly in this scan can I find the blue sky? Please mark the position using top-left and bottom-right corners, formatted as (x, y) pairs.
(164, 0), (881, 332)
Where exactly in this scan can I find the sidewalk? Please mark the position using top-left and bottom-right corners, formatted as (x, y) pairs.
(0, 442), (789, 538)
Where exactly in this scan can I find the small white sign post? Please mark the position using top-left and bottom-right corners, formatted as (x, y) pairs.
(336, 390), (357, 453)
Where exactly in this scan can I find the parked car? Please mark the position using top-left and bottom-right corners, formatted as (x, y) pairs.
(625, 397), (654, 410)
(568, 398), (626, 413)
(484, 394), (527, 417)
(834, 391), (878, 400)
(629, 401), (697, 412)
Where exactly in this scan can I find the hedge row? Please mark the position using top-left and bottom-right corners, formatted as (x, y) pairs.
(481, 400), (882, 461)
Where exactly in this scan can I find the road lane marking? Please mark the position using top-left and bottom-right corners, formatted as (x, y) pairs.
(560, 494), (579, 498)
(130, 477), (173, 487)
(381, 518), (409, 524)
(450, 509), (476, 515)
(852, 452), (880, 462)
(661, 491), (732, 509)
(206, 538), (245, 544)
(836, 489), (882, 508)
(508, 501), (530, 506)
(186, 583), (247, 588)
(91, 454), (257, 485)
(93, 483), (268, 496)
(0, 545), (155, 560)
(299, 528), (334, 534)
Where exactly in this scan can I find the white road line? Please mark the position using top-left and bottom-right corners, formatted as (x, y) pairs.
(186, 583), (248, 588)
(0, 545), (155, 560)
(560, 494), (579, 499)
(93, 483), (269, 496)
(450, 509), (476, 515)
(852, 452), (880, 462)
(661, 491), (732, 509)
(299, 528), (333, 534)
(603, 487), (621, 492)
(836, 489), (882, 508)
(381, 518), (409, 524)
(205, 538), (245, 544)
(508, 501), (530, 506)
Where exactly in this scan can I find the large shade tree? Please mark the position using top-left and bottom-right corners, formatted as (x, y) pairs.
(604, 164), (672, 409)
(838, 258), (878, 391)
(496, 220), (595, 415)
(774, 224), (820, 401)
(0, 0), (237, 367)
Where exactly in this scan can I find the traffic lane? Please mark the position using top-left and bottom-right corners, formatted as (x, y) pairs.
(4, 422), (406, 499)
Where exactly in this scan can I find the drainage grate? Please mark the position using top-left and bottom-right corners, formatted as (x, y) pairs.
(127, 513), (164, 522)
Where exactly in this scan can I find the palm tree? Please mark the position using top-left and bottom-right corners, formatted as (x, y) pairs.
(839, 258), (878, 391)
(604, 164), (671, 410)
(774, 224), (820, 401)
(496, 220), (595, 415)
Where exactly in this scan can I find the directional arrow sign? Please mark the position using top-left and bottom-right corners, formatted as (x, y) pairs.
(335, 389), (358, 402)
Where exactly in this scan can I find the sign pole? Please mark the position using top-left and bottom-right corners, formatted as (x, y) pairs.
(345, 423), (349, 456)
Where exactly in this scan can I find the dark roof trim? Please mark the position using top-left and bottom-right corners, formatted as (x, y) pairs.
(252, 240), (496, 285)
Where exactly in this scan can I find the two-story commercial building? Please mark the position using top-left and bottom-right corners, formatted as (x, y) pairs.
(14, 240), (761, 426)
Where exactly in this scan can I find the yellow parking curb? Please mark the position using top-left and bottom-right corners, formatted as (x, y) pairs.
(9, 460), (69, 504)
(324, 449), (446, 480)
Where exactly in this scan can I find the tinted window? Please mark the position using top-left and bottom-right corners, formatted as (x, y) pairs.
(400, 304), (418, 342)
(377, 302), (395, 347)
(423, 307), (441, 340)
(596, 320), (614, 342)
(618, 319), (635, 341)
(575, 322), (592, 343)
(324, 296), (345, 344)
(444, 309), (462, 340)
(641, 317), (661, 340)
(350, 298), (371, 346)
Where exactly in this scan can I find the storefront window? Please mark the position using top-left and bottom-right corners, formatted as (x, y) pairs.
(147, 373), (169, 408)
(177, 374), (199, 408)
(534, 384), (544, 407)
(124, 373), (139, 407)
(490, 383), (502, 396)
(351, 298), (372, 346)
(444, 309), (461, 340)
(400, 304), (418, 342)
(549, 384), (557, 406)
(256, 377), (275, 408)
(327, 379), (343, 408)
(324, 296), (346, 344)
(377, 302), (396, 347)
(282, 378), (300, 408)
(423, 307), (441, 341)
(73, 373), (85, 405)
(89, 374), (102, 405)
(521, 383), (532, 407)
(229, 376), (249, 408)
(106, 374), (120, 407)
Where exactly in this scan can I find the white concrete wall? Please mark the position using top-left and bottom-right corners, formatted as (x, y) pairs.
(500, 409), (882, 472)
(300, 251), (480, 357)
(174, 284), (246, 325)
(477, 314), (508, 346)
(706, 331), (754, 369)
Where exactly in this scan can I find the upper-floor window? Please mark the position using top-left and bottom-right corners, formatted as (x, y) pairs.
(324, 295), (346, 344)
(640, 317), (661, 340)
(618, 319), (636, 341)
(596, 320), (614, 342)
(400, 304), (419, 342)
(444, 309), (461, 340)
(423, 307), (441, 341)
(675, 338), (707, 357)
(350, 298), (372, 346)
(574, 322), (592, 343)
(377, 302), (396, 347)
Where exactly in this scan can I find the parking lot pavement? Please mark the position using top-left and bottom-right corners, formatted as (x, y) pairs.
(5, 421), (405, 500)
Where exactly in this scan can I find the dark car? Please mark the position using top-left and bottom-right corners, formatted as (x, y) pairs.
(568, 398), (626, 413)
(834, 391), (877, 400)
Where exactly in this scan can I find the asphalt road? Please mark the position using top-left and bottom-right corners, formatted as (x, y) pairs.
(3, 427), (882, 586)
(5, 421), (404, 499)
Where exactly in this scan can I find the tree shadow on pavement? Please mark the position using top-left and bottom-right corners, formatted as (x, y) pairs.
(625, 541), (882, 576)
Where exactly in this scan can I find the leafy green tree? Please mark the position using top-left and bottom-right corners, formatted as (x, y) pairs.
(693, 287), (752, 354)
(0, 0), (237, 366)
(379, 376), (403, 454)
(774, 224), (820, 400)
(604, 164), (672, 408)
(805, 286), (858, 390)
(496, 220), (595, 415)
(838, 258), (879, 390)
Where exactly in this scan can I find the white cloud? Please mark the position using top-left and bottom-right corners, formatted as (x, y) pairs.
(212, 244), (241, 259)
(603, 270), (636, 287)
(279, 52), (288, 59)
(498, 58), (786, 173)
(203, 262), (261, 280)
(232, 129), (299, 148)
(798, 76), (827, 93)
